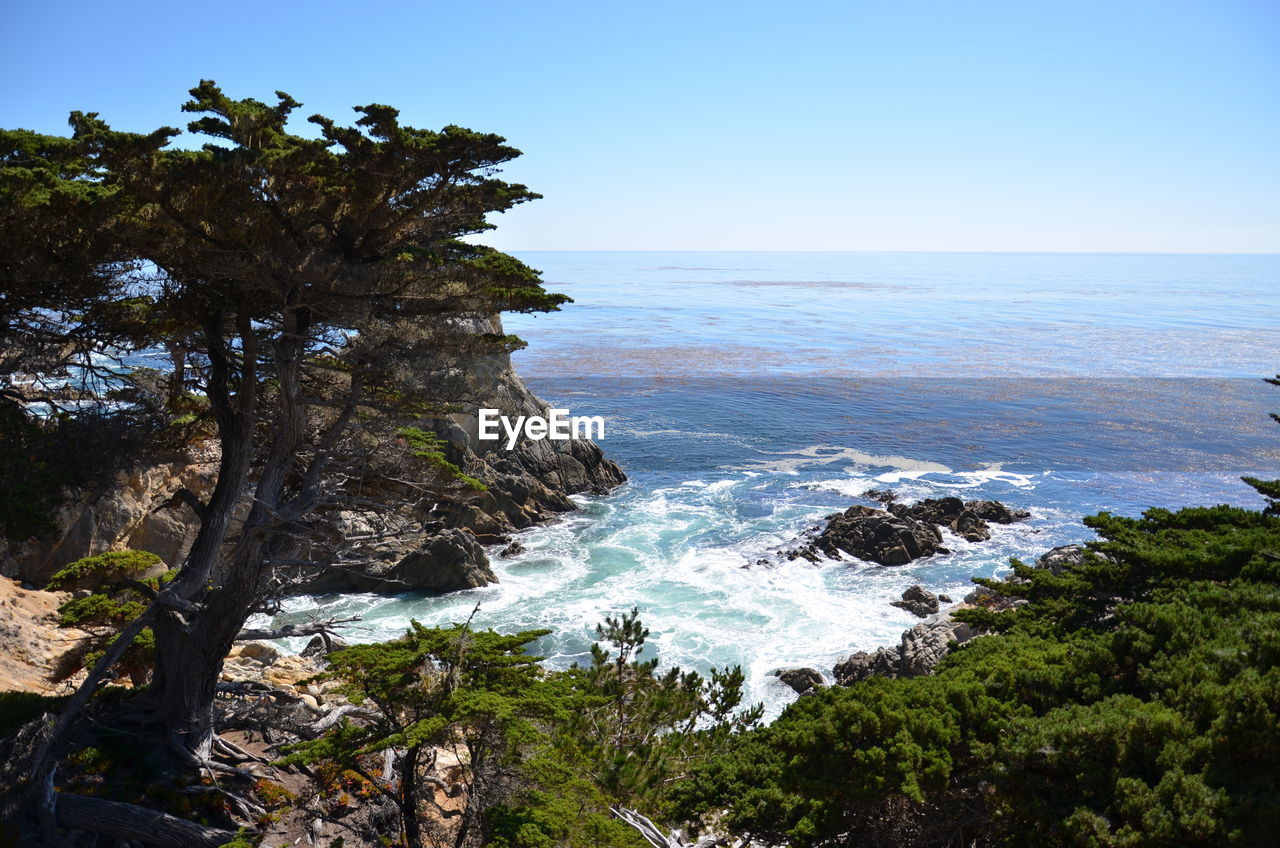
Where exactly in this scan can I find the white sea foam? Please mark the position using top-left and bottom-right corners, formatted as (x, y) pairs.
(732, 444), (953, 478)
(932, 462), (1037, 489)
(796, 477), (878, 497)
(259, 443), (1090, 719)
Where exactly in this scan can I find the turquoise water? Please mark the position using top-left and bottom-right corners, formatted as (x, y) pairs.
(267, 252), (1280, 716)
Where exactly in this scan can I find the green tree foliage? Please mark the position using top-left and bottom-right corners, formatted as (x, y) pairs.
(483, 609), (759, 847)
(396, 426), (487, 492)
(46, 550), (171, 687)
(0, 401), (69, 539)
(553, 607), (762, 809)
(279, 618), (560, 848)
(277, 610), (759, 848)
(1, 123), (171, 540)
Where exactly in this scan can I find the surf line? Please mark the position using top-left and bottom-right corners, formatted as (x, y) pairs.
(477, 408), (606, 450)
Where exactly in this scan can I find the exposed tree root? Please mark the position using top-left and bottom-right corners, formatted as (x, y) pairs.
(53, 792), (237, 848)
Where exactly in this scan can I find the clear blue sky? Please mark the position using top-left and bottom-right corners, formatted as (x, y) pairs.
(3, 1), (1277, 252)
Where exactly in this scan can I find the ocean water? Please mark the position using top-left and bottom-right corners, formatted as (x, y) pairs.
(266, 252), (1280, 717)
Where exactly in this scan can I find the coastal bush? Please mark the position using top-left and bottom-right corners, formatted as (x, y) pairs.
(47, 550), (170, 687)
(279, 610), (757, 848)
(672, 497), (1280, 846)
(675, 368), (1280, 845)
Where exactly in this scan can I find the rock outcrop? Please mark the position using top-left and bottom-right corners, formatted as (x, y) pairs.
(774, 667), (825, 695)
(835, 541), (1093, 686)
(0, 577), (88, 693)
(891, 584), (940, 618)
(788, 496), (1028, 567)
(423, 320), (625, 541)
(221, 642), (336, 711)
(833, 612), (978, 685)
(888, 496), (1030, 543)
(0, 450), (219, 586)
(301, 529), (496, 595)
(276, 318), (623, 593)
(791, 505), (947, 566)
(1033, 543), (1096, 575)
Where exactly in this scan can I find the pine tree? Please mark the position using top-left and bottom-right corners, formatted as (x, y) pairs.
(3, 82), (573, 843)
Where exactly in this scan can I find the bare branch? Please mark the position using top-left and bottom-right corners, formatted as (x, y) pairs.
(233, 616), (360, 642)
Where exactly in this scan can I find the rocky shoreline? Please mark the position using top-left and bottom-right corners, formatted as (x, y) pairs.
(774, 544), (1093, 696)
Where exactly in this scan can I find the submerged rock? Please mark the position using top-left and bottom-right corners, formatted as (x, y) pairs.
(891, 584), (940, 618)
(967, 499), (1032, 524)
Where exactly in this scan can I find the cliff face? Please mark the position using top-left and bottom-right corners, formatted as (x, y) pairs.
(0, 452), (219, 586)
(0, 319), (624, 593)
(288, 317), (625, 594)
(426, 318), (625, 540)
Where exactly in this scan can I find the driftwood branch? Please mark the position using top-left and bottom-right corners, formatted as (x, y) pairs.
(307, 702), (379, 733)
(610, 806), (688, 848)
(421, 774), (467, 798)
(233, 616), (360, 642)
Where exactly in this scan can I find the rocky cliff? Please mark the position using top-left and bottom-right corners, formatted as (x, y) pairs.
(0, 451), (219, 586)
(0, 317), (624, 594)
